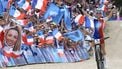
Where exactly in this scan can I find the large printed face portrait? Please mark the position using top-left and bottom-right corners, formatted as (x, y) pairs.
(4, 26), (22, 51)
(5, 29), (19, 47)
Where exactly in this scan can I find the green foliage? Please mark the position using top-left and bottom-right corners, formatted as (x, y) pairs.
(112, 0), (122, 16)
(112, 0), (122, 7)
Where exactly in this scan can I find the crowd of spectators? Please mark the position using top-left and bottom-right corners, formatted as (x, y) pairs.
(0, 0), (118, 68)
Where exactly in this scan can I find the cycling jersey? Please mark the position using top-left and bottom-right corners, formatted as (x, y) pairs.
(93, 18), (106, 44)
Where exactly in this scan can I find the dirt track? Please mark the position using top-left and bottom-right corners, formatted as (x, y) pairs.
(6, 21), (122, 69)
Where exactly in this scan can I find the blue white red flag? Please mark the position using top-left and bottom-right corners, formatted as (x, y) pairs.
(27, 35), (34, 46)
(24, 22), (35, 32)
(99, 0), (108, 11)
(99, 4), (106, 11)
(36, 30), (45, 46)
(18, 0), (31, 11)
(75, 14), (85, 25)
(45, 36), (54, 45)
(35, 0), (48, 12)
(84, 16), (94, 28)
(16, 19), (28, 26)
(9, 6), (25, 19)
(11, 19), (28, 26)
(52, 28), (63, 41)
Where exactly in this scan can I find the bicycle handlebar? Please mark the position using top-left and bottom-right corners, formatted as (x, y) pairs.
(104, 36), (110, 40)
(85, 36), (110, 42)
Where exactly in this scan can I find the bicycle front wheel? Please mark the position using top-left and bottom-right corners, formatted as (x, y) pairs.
(95, 45), (105, 69)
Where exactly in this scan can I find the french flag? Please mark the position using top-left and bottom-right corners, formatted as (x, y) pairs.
(24, 22), (35, 32)
(83, 16), (94, 28)
(45, 36), (54, 45)
(27, 35), (34, 46)
(99, 0), (108, 11)
(18, 0), (31, 11)
(16, 19), (28, 26)
(11, 19), (28, 26)
(35, 0), (48, 13)
(52, 28), (63, 41)
(9, 6), (26, 19)
(75, 14), (85, 25)
(36, 30), (45, 46)
(22, 32), (34, 46)
(99, 4), (106, 11)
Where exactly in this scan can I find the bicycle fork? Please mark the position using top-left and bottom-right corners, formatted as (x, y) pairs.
(95, 45), (105, 69)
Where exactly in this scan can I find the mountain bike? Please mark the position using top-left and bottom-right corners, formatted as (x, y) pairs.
(94, 37), (109, 69)
(85, 37), (109, 69)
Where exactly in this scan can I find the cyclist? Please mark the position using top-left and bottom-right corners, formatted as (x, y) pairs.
(81, 6), (116, 68)
(82, 7), (116, 55)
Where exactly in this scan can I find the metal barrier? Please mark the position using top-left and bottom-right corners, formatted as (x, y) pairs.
(0, 43), (90, 68)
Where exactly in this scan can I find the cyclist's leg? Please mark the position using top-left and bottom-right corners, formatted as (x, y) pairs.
(100, 38), (108, 69)
(99, 27), (106, 56)
(100, 38), (106, 56)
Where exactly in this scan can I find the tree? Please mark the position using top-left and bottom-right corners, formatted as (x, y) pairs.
(112, 0), (122, 16)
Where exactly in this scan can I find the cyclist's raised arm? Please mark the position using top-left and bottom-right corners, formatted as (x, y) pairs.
(104, 7), (116, 22)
